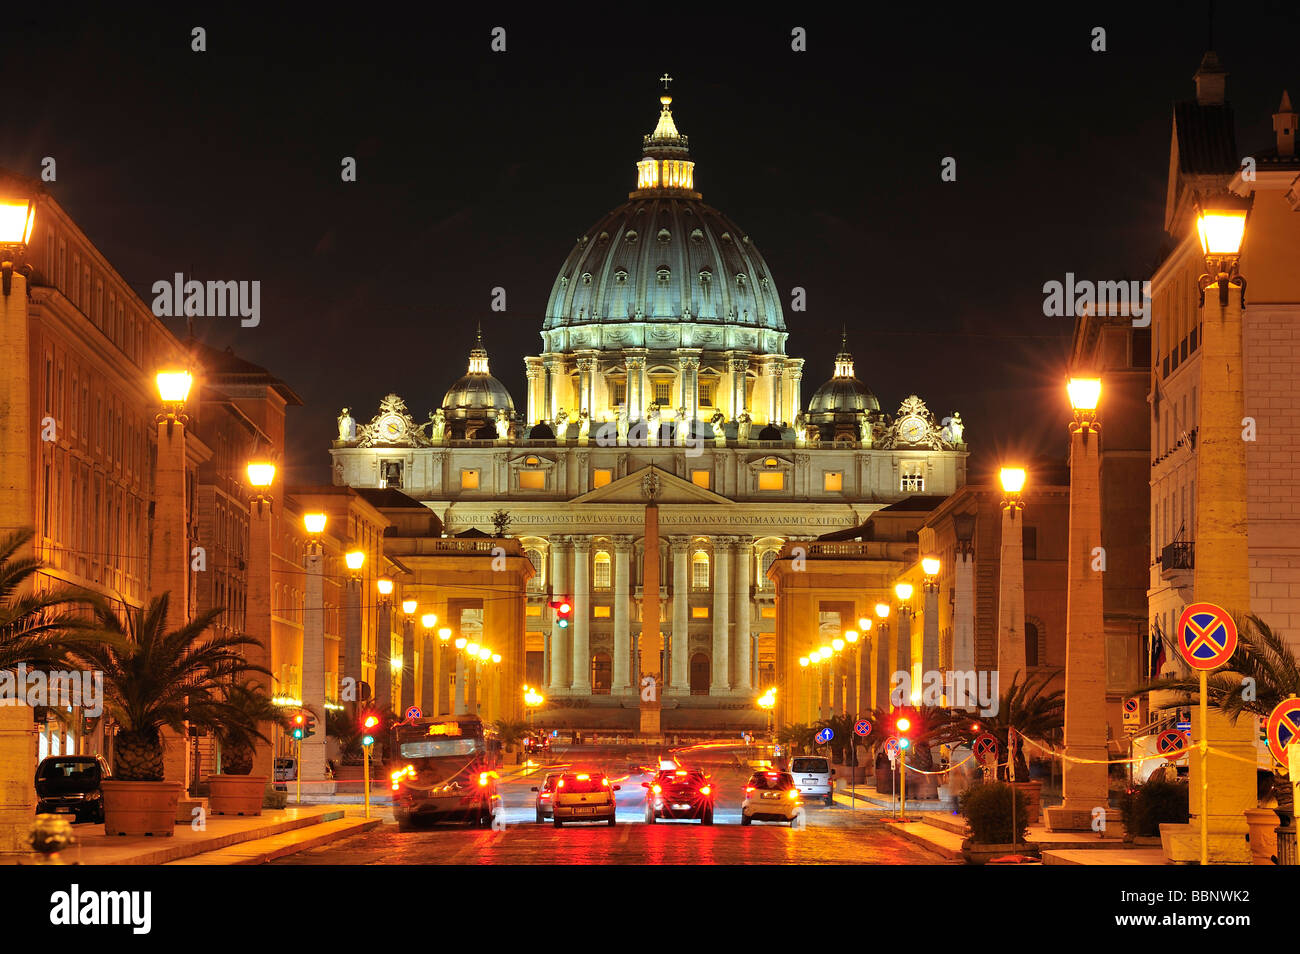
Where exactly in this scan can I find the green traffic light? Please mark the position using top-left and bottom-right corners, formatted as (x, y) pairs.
(362, 734), (374, 747)
(293, 728), (304, 740)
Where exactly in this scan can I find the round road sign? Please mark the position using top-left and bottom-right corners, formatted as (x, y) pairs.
(884, 736), (899, 756)
(1157, 729), (1188, 762)
(404, 705), (422, 721)
(1176, 602), (1238, 671)
(1266, 698), (1300, 768)
(854, 720), (872, 737)
(1123, 698), (1138, 714)
(973, 733), (998, 764)
(815, 727), (834, 745)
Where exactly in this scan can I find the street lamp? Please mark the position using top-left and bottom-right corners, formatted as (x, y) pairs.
(345, 549), (365, 574)
(893, 582), (914, 694)
(404, 600), (419, 616)
(420, 612), (435, 627)
(377, 578), (394, 597)
(246, 461), (276, 515)
(996, 466), (1028, 688)
(921, 556), (941, 682)
(155, 370), (193, 430)
(0, 193), (36, 295)
(303, 512), (327, 539)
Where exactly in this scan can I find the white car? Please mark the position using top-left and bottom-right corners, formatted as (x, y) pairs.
(552, 771), (620, 826)
(741, 771), (802, 825)
(790, 756), (835, 806)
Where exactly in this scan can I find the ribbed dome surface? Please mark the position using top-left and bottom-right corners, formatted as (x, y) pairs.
(807, 376), (880, 416)
(543, 197), (786, 335)
(442, 373), (515, 419)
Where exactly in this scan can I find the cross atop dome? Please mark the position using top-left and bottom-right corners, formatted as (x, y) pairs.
(468, 323), (490, 374)
(833, 330), (856, 379)
(637, 77), (696, 195)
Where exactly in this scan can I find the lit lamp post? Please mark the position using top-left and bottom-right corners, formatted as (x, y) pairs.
(524, 685), (545, 734)
(245, 461), (276, 779)
(454, 637), (469, 714)
(341, 549), (364, 704)
(370, 562), (396, 713)
(1158, 194), (1256, 863)
(394, 583), (416, 715)
(438, 627), (453, 715)
(873, 602), (891, 712)
(816, 645), (833, 720)
(997, 467), (1027, 688)
(843, 629), (860, 718)
(0, 189), (36, 561)
(301, 513), (328, 784)
(798, 656), (811, 724)
(831, 637), (846, 716)
(418, 610), (436, 716)
(1045, 380), (1108, 831)
(757, 687), (776, 739)
(921, 557), (941, 680)
(893, 582), (914, 701)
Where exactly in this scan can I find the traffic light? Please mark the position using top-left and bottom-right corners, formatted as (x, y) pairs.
(894, 712), (912, 751)
(302, 713), (316, 739)
(291, 712), (308, 741)
(361, 713), (380, 748)
(550, 598), (573, 630)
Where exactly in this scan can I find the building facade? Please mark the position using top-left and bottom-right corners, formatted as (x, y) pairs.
(330, 89), (969, 728)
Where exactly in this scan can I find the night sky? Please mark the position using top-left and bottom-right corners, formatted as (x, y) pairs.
(5, 6), (1299, 486)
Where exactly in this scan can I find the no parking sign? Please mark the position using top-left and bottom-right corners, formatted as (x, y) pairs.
(1266, 698), (1300, 769)
(973, 733), (998, 765)
(854, 720), (872, 738)
(815, 727), (834, 745)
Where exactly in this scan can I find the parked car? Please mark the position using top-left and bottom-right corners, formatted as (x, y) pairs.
(34, 755), (110, 824)
(531, 771), (562, 823)
(552, 770), (619, 827)
(741, 770), (802, 826)
(790, 755), (835, 806)
(642, 768), (715, 824)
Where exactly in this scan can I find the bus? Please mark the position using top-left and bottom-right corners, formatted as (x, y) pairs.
(389, 714), (501, 830)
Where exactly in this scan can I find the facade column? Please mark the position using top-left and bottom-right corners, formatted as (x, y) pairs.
(874, 621), (892, 711)
(922, 577), (941, 678)
(246, 497), (275, 779)
(896, 607), (912, 692)
(710, 538), (731, 693)
(625, 349), (648, 422)
(785, 358), (804, 423)
(549, 536), (571, 692)
(571, 535), (592, 693)
(767, 359), (784, 425)
(421, 630), (436, 715)
(454, 650), (467, 715)
(733, 536), (753, 693)
(670, 535), (690, 691)
(525, 357), (544, 425)
(952, 517), (976, 679)
(612, 535), (633, 693)
(677, 349), (700, 428)
(301, 544), (327, 782)
(544, 356), (561, 422)
(997, 492), (1027, 686)
(576, 352), (598, 416)
(728, 354), (750, 420)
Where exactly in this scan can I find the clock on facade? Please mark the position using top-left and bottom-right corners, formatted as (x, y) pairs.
(899, 416), (926, 444)
(378, 414), (406, 442)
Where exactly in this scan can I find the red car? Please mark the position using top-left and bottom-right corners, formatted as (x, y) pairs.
(642, 768), (715, 824)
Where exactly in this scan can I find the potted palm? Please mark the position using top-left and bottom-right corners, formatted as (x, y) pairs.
(208, 681), (292, 815)
(73, 594), (265, 836)
(0, 529), (108, 851)
(976, 671), (1064, 824)
(1143, 613), (1298, 863)
(491, 719), (529, 764)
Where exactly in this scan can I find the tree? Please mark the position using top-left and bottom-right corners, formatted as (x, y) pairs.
(977, 670), (1065, 782)
(1143, 613), (1298, 820)
(492, 718), (529, 753)
(216, 681), (295, 776)
(490, 509), (512, 537)
(72, 594), (266, 781)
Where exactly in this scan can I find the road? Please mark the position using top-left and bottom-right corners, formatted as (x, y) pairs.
(272, 742), (951, 865)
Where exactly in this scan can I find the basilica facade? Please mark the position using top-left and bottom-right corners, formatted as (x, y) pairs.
(330, 87), (968, 725)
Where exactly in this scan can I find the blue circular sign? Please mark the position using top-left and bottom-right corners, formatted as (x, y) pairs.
(854, 720), (872, 737)
(404, 705), (422, 721)
(815, 727), (834, 745)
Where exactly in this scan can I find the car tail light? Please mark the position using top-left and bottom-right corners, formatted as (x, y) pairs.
(745, 786), (754, 794)
(540, 792), (551, 799)
(478, 772), (489, 787)
(601, 777), (609, 787)
(576, 773), (590, 780)
(787, 789), (799, 800)
(557, 779), (564, 788)
(652, 784), (661, 794)
(675, 770), (687, 776)
(699, 785), (711, 795)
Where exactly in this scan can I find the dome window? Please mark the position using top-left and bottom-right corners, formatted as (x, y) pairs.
(735, 273), (748, 288)
(614, 269), (628, 285)
(720, 232), (732, 243)
(690, 228), (704, 243)
(657, 268), (671, 284)
(558, 275), (569, 287)
(625, 230), (639, 244)
(577, 235), (589, 246)
(598, 231), (609, 243)
(657, 228), (671, 244)
(698, 269), (712, 286)
(581, 272), (593, 286)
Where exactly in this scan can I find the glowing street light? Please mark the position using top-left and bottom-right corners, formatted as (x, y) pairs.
(438, 627), (452, 643)
(246, 461), (276, 489)
(894, 582), (913, 603)
(922, 556), (941, 577)
(303, 512), (327, 537)
(420, 612), (436, 628)
(376, 577), (394, 597)
(345, 549), (365, 572)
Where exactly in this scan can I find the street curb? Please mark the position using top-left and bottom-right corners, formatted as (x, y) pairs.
(164, 816), (383, 865)
(885, 820), (965, 861)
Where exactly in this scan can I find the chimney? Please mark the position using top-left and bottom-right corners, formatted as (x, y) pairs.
(1194, 51), (1227, 106)
(1274, 90), (1296, 158)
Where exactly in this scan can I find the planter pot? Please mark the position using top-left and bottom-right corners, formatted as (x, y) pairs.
(960, 838), (1041, 865)
(207, 775), (268, 816)
(1245, 808), (1279, 865)
(1012, 780), (1043, 825)
(875, 767), (896, 797)
(101, 780), (183, 836)
(907, 772), (940, 801)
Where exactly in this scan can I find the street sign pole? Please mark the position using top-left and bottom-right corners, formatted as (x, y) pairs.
(363, 741), (372, 820)
(296, 736), (302, 805)
(899, 746), (906, 822)
(1199, 668), (1209, 867)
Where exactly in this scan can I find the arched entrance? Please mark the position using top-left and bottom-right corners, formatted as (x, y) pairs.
(591, 653), (612, 694)
(689, 653), (710, 695)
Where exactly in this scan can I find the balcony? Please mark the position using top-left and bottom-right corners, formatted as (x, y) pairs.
(1159, 541), (1194, 581)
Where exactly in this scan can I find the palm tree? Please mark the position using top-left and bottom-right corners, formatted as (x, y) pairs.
(492, 718), (529, 755)
(72, 594), (266, 781)
(776, 722), (818, 756)
(976, 670), (1065, 782)
(1143, 613), (1297, 819)
(216, 681), (294, 775)
(0, 528), (109, 670)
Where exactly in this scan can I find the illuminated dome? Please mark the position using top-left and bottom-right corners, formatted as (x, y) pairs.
(442, 330), (516, 423)
(806, 335), (880, 427)
(540, 86), (787, 355)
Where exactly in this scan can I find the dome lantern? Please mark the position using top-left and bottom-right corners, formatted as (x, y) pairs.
(635, 75), (698, 198)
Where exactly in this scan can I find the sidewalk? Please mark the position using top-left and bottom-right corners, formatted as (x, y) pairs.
(5, 806), (378, 866)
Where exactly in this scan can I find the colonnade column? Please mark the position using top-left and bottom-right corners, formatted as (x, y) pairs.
(571, 535), (592, 693)
(670, 535), (690, 692)
(575, 353), (598, 417)
(785, 358), (804, 423)
(612, 535), (633, 693)
(733, 535), (753, 693)
(676, 350), (700, 432)
(728, 354), (750, 420)
(625, 349), (648, 422)
(544, 356), (562, 422)
(549, 535), (572, 692)
(710, 538), (731, 693)
(767, 359), (784, 425)
(525, 357), (544, 425)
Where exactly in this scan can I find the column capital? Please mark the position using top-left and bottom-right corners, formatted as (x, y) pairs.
(623, 348), (648, 368)
(551, 533), (574, 548)
(570, 533), (593, 552)
(732, 534), (755, 550)
(612, 534), (635, 552)
(667, 534), (693, 552)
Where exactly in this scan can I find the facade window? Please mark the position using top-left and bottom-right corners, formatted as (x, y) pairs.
(381, 460), (403, 489)
(691, 606), (709, 619)
(460, 468), (480, 490)
(823, 471), (843, 492)
(593, 550), (611, 589)
(690, 470), (710, 489)
(698, 382), (715, 407)
(758, 471), (784, 491)
(591, 654), (612, 694)
(525, 548), (545, 589)
(592, 468), (612, 489)
(1025, 621), (1041, 667)
(759, 550), (778, 588)
(691, 550), (710, 588)
(652, 380), (672, 405)
(519, 470), (545, 490)
(593, 606), (611, 618)
(612, 380), (627, 405)
(900, 461), (924, 492)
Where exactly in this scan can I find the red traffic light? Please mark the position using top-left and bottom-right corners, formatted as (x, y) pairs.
(549, 598), (574, 629)
(895, 715), (911, 735)
(363, 714), (380, 730)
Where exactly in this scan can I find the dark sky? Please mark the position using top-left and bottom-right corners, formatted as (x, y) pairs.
(5, 5), (1299, 486)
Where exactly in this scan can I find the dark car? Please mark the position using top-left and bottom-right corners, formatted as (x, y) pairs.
(643, 768), (715, 824)
(35, 755), (110, 824)
(530, 771), (562, 823)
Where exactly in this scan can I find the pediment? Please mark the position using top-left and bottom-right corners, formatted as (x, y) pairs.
(571, 465), (732, 505)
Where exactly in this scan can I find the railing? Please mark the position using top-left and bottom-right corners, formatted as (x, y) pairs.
(1160, 541), (1194, 572)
